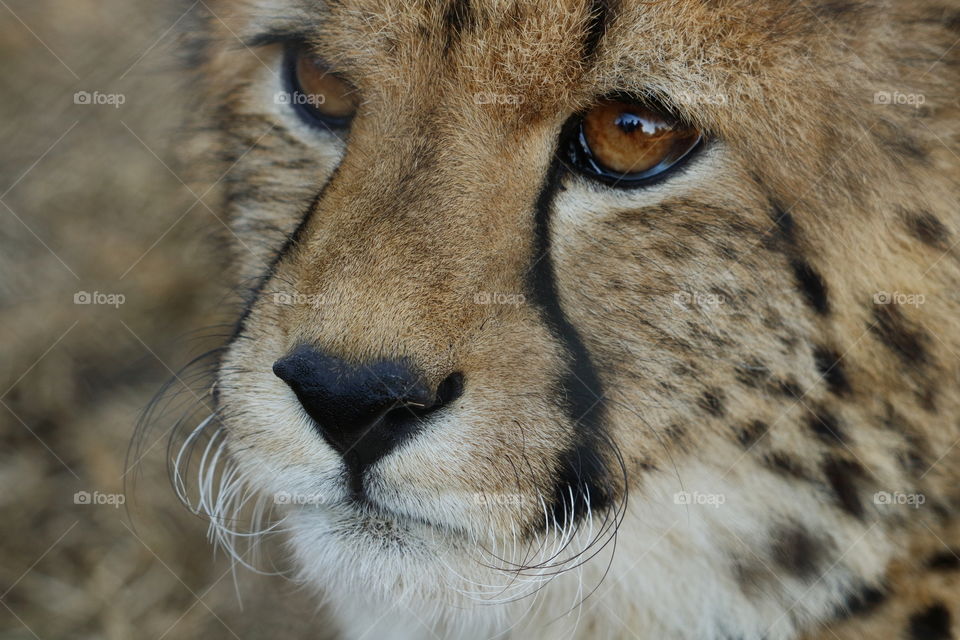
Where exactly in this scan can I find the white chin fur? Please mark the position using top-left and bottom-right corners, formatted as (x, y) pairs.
(181, 412), (882, 640)
(270, 460), (885, 640)
(283, 505), (618, 640)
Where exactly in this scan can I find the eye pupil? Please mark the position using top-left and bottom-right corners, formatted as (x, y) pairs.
(615, 112), (644, 134)
(569, 98), (702, 186)
(286, 45), (357, 129)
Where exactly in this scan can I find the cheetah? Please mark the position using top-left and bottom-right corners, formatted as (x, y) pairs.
(160, 0), (960, 637)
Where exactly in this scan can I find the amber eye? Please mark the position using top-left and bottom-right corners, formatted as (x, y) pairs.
(285, 45), (357, 129)
(566, 98), (702, 186)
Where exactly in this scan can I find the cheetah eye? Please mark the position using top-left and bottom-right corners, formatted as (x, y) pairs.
(284, 44), (357, 129)
(565, 98), (702, 186)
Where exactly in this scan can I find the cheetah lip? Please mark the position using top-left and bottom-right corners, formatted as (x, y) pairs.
(345, 492), (450, 533)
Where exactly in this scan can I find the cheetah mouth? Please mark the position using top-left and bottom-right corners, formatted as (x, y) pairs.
(343, 493), (452, 534)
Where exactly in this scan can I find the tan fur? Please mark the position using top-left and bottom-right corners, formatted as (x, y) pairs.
(187, 0), (960, 637)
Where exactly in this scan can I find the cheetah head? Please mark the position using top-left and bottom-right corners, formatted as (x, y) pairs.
(171, 0), (960, 637)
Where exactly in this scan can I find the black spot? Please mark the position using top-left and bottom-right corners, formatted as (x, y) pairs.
(765, 452), (810, 481)
(770, 523), (826, 580)
(698, 390), (725, 417)
(672, 362), (698, 377)
(778, 333), (802, 352)
(919, 386), (939, 413)
(582, 0), (613, 62)
(870, 305), (929, 366)
(717, 243), (739, 260)
(814, 346), (851, 396)
(905, 210), (951, 250)
(771, 201), (796, 243)
(835, 583), (888, 620)
(665, 423), (687, 441)
(659, 240), (696, 261)
(777, 378), (803, 399)
(442, 0), (474, 48)
(928, 550), (960, 571)
(822, 457), (866, 518)
(872, 121), (930, 164)
(907, 603), (952, 640)
(897, 429), (932, 477)
(658, 380), (679, 395)
(700, 328), (732, 348)
(898, 448), (928, 476)
(791, 259), (830, 314)
(881, 402), (907, 430)
(734, 559), (767, 595)
(888, 135), (929, 162)
(933, 503), (952, 523)
(808, 409), (846, 444)
(737, 420), (769, 448)
(181, 20), (213, 69)
(637, 459), (658, 472)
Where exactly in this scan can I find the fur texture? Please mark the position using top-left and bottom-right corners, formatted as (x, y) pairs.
(179, 0), (960, 637)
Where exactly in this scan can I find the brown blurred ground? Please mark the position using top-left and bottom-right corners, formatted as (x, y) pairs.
(0, 1), (322, 638)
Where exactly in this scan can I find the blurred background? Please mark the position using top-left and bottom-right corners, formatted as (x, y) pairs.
(0, 1), (321, 637)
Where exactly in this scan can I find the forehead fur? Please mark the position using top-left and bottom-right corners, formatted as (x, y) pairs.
(203, 0), (959, 183)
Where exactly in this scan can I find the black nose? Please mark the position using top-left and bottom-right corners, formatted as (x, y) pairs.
(272, 345), (463, 471)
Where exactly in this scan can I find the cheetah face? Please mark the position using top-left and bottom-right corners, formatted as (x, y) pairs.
(184, 0), (959, 637)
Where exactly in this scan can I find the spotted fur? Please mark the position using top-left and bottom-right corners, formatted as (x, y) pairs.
(174, 0), (960, 637)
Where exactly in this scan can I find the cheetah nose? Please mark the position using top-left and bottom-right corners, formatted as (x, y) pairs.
(272, 345), (464, 470)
